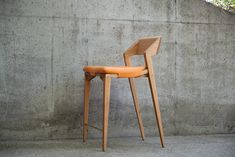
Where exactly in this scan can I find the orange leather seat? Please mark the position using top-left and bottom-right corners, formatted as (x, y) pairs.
(83, 66), (146, 78)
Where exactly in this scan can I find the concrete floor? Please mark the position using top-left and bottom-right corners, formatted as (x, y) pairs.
(0, 134), (234, 157)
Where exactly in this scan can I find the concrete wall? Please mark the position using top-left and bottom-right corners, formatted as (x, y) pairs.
(0, 0), (234, 140)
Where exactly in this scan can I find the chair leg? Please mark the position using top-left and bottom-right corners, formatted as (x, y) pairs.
(102, 75), (111, 152)
(83, 74), (93, 142)
(128, 78), (145, 140)
(147, 73), (165, 148)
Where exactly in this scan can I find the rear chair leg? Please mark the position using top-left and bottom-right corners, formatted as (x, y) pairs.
(148, 73), (165, 148)
(129, 78), (145, 140)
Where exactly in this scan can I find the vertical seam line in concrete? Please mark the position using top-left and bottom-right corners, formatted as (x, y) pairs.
(173, 0), (177, 134)
(3, 15), (13, 121)
(0, 35), (8, 121)
(50, 24), (54, 116)
(1, 3), (8, 121)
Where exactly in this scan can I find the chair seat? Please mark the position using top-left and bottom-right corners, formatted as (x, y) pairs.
(83, 66), (146, 78)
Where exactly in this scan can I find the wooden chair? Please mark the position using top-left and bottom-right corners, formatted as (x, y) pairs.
(83, 36), (164, 151)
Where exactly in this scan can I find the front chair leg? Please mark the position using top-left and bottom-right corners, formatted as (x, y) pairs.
(102, 75), (112, 152)
(83, 73), (94, 142)
(148, 73), (165, 148)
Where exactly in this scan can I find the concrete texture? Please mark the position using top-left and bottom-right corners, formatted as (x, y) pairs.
(0, 134), (235, 157)
(0, 0), (234, 140)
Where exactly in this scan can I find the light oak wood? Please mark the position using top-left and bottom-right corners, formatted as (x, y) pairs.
(83, 73), (95, 142)
(145, 53), (165, 147)
(83, 36), (165, 151)
(128, 78), (145, 140)
(124, 51), (145, 140)
(102, 75), (111, 152)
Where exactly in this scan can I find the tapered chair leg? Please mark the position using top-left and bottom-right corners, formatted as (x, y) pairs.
(83, 74), (93, 142)
(148, 73), (165, 148)
(102, 75), (111, 152)
(148, 70), (164, 147)
(129, 78), (145, 140)
(144, 53), (165, 148)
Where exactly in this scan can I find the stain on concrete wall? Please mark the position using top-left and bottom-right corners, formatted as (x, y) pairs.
(0, 0), (234, 140)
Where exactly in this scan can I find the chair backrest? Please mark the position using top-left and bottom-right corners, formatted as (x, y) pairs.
(123, 36), (161, 68)
(137, 37), (161, 55)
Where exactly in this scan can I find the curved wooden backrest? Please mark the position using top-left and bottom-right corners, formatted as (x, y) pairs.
(123, 36), (161, 69)
(123, 36), (161, 57)
(138, 37), (161, 55)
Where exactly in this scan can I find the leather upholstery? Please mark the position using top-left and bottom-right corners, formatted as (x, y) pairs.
(83, 66), (145, 78)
